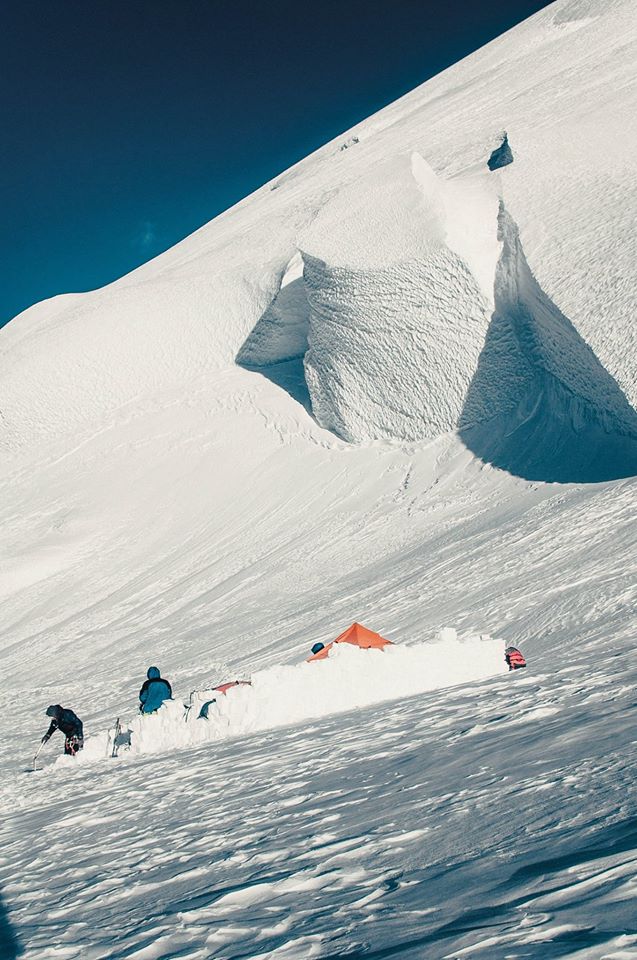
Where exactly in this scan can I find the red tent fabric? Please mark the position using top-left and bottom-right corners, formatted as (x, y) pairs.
(213, 681), (252, 695)
(307, 622), (392, 662)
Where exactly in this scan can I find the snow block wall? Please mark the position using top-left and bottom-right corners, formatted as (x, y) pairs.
(82, 633), (508, 760)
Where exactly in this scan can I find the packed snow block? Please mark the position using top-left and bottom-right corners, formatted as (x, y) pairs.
(488, 134), (514, 171)
(303, 252), (492, 442)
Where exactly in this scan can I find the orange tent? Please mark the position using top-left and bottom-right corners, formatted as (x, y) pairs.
(307, 622), (393, 662)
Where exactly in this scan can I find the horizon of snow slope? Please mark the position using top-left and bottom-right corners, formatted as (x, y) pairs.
(1, 0), (637, 957)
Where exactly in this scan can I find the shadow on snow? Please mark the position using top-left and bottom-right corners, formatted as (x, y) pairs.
(459, 206), (637, 483)
(0, 889), (22, 959)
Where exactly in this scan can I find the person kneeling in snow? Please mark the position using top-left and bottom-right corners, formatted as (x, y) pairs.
(139, 666), (173, 714)
(505, 646), (527, 671)
(42, 705), (84, 756)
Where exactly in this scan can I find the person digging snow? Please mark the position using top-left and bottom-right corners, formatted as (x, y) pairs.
(139, 666), (173, 714)
(42, 705), (84, 756)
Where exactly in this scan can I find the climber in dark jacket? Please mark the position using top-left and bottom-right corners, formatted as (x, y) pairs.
(42, 705), (84, 755)
(139, 666), (173, 714)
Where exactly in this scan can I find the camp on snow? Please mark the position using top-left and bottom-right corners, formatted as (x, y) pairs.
(307, 622), (393, 661)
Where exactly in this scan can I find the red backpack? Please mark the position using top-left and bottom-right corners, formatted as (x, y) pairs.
(505, 646), (526, 670)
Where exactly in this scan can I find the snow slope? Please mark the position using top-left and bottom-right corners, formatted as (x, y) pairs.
(1, 0), (637, 957)
(2, 0), (637, 475)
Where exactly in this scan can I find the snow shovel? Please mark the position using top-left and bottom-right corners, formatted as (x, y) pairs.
(31, 740), (45, 772)
(110, 717), (121, 758)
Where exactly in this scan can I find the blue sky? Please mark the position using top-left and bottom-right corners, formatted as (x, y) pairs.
(1, 0), (552, 328)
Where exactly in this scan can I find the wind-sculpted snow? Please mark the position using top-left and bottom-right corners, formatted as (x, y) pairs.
(237, 253), (310, 367)
(488, 208), (637, 436)
(305, 250), (488, 441)
(302, 164), (637, 477)
(303, 251), (490, 442)
(301, 154), (498, 442)
(81, 634), (506, 760)
(3, 632), (637, 960)
(460, 206), (637, 481)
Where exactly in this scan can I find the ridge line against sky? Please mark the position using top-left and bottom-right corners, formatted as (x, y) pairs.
(1, 0), (553, 329)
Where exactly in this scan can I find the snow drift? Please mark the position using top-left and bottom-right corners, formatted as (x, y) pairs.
(301, 154), (498, 442)
(300, 155), (637, 478)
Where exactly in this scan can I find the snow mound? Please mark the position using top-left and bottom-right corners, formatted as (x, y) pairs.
(83, 633), (507, 760)
(301, 159), (637, 480)
(302, 155), (499, 442)
(0, 263), (284, 453)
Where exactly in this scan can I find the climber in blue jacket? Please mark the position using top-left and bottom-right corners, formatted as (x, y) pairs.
(139, 666), (173, 714)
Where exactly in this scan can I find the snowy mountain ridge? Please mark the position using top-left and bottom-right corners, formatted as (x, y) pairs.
(2, 0), (636, 469)
(1, 1), (637, 957)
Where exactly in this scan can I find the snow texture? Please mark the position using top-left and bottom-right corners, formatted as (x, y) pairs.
(237, 252), (310, 367)
(301, 155), (498, 442)
(1, 0), (637, 958)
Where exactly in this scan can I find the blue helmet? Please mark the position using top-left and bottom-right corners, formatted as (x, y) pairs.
(147, 666), (161, 680)
(311, 642), (325, 655)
